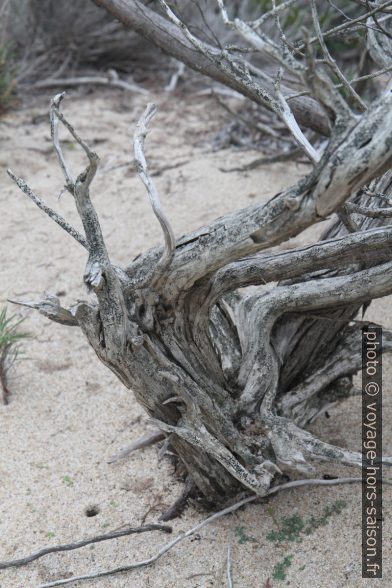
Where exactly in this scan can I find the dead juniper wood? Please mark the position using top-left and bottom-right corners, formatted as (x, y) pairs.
(5, 3), (392, 581)
(8, 1), (392, 499)
(8, 84), (392, 495)
(0, 523), (172, 570)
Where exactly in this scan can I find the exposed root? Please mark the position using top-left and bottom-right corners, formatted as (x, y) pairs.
(159, 476), (197, 521)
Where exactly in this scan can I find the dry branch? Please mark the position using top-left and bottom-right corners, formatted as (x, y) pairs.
(226, 544), (233, 588)
(8, 295), (78, 327)
(6, 170), (88, 250)
(310, 0), (367, 112)
(92, 0), (331, 135)
(134, 103), (175, 267)
(0, 524), (171, 571)
(165, 61), (185, 92)
(33, 74), (149, 95)
(107, 430), (165, 464)
(50, 93), (75, 191)
(9, 86), (392, 501)
(6, 2), (392, 581)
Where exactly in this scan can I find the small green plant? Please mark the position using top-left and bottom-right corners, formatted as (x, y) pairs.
(62, 475), (74, 487)
(267, 513), (304, 543)
(267, 500), (347, 544)
(272, 554), (293, 581)
(0, 306), (29, 404)
(267, 501), (347, 580)
(303, 499), (347, 534)
(234, 526), (258, 544)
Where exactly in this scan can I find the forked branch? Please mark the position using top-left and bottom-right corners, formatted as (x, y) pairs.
(6, 170), (88, 250)
(134, 103), (175, 267)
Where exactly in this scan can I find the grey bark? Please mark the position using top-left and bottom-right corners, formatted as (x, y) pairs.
(92, 0), (332, 135)
(8, 3), (392, 503)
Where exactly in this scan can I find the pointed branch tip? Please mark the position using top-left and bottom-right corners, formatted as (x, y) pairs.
(133, 103), (175, 268)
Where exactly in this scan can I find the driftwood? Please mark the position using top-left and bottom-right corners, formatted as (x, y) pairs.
(6, 2), (392, 586)
(8, 0), (392, 509)
(9, 82), (392, 500)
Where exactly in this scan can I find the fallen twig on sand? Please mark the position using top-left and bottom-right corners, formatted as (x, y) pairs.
(220, 147), (302, 172)
(33, 477), (375, 587)
(31, 73), (149, 95)
(226, 544), (233, 588)
(0, 524), (172, 571)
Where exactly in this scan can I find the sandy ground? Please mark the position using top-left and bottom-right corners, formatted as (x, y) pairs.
(0, 89), (391, 588)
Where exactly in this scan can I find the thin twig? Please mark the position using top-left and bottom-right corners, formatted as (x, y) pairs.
(134, 103), (175, 266)
(286, 65), (392, 101)
(165, 61), (185, 92)
(7, 170), (88, 249)
(336, 65), (392, 87)
(351, 0), (392, 12)
(217, 0), (302, 77)
(226, 545), (233, 588)
(251, 0), (298, 29)
(51, 103), (99, 186)
(34, 477), (379, 588)
(33, 75), (149, 95)
(298, 0), (392, 50)
(311, 0), (367, 112)
(159, 0), (281, 114)
(272, 0), (299, 57)
(367, 0), (392, 40)
(108, 430), (165, 464)
(219, 147), (302, 173)
(275, 69), (320, 163)
(338, 206), (359, 233)
(0, 524), (172, 571)
(50, 93), (74, 190)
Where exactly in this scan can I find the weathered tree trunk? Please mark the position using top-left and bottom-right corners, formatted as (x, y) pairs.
(276, 171), (392, 396)
(8, 1), (392, 505)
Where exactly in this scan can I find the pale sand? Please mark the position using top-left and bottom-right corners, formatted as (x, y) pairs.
(0, 90), (391, 587)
